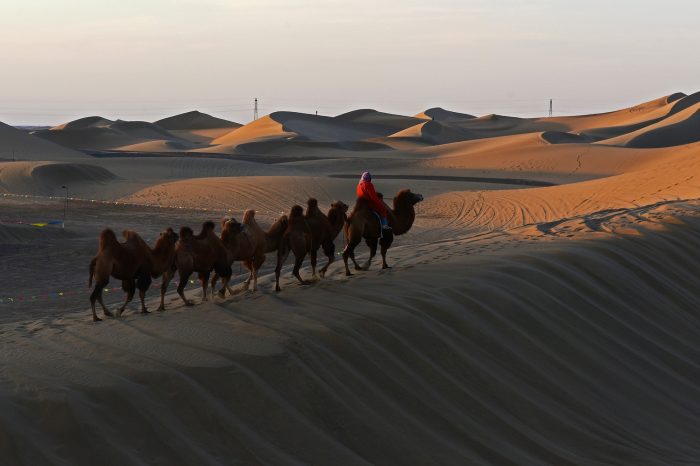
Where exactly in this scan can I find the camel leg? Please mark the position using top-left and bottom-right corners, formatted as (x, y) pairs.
(89, 279), (109, 322)
(252, 255), (264, 291)
(243, 260), (253, 290)
(310, 248), (318, 279)
(158, 270), (173, 312)
(363, 237), (378, 271)
(136, 273), (152, 314)
(319, 242), (335, 278)
(210, 272), (220, 296)
(380, 235), (393, 269)
(218, 273), (232, 299)
(118, 279), (136, 317)
(342, 236), (362, 276)
(199, 273), (210, 302)
(293, 252), (310, 286)
(275, 247), (291, 292)
(177, 271), (195, 306)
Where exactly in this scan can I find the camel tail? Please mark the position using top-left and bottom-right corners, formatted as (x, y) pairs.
(89, 257), (97, 287)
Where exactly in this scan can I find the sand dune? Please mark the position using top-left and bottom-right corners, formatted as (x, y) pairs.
(415, 107), (476, 122)
(599, 101), (700, 148)
(1, 197), (699, 465)
(212, 114), (296, 146)
(391, 120), (476, 145)
(0, 161), (116, 195)
(51, 115), (114, 131)
(334, 109), (425, 132)
(34, 119), (194, 152)
(155, 110), (240, 131)
(0, 121), (88, 162)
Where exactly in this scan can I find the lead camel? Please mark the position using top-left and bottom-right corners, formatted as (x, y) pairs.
(342, 189), (423, 275)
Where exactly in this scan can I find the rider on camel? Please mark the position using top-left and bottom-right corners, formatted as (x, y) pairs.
(357, 171), (391, 231)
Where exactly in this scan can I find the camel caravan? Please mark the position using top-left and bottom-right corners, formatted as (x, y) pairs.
(88, 186), (423, 322)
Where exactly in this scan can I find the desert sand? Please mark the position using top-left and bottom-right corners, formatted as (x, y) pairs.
(1, 94), (700, 465)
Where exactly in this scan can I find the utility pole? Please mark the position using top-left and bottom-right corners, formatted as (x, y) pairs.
(61, 185), (68, 229)
(549, 99), (553, 117)
(254, 98), (259, 121)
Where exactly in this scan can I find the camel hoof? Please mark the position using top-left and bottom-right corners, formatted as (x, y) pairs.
(275, 286), (281, 292)
(156, 306), (165, 312)
(185, 300), (195, 307)
(93, 316), (102, 322)
(354, 266), (363, 271)
(217, 291), (226, 299)
(141, 309), (150, 315)
(104, 310), (114, 317)
(345, 272), (354, 277)
(382, 265), (391, 269)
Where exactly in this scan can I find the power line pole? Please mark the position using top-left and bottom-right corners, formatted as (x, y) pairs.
(549, 99), (553, 117)
(254, 98), (259, 120)
(61, 185), (68, 229)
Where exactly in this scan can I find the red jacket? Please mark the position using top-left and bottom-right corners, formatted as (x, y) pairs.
(357, 180), (387, 217)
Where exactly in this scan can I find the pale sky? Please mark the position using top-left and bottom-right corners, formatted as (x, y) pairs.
(1, 0), (698, 125)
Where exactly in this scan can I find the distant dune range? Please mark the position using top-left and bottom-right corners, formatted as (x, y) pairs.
(2, 94), (700, 465)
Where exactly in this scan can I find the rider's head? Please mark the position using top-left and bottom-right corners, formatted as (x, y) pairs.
(361, 171), (372, 182)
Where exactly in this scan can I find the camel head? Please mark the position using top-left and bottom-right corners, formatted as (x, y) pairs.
(331, 200), (349, 213)
(394, 189), (423, 210)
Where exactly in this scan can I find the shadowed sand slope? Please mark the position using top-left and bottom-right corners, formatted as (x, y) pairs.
(0, 122), (89, 161)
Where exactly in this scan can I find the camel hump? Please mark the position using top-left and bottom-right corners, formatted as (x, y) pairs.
(196, 221), (216, 238)
(242, 209), (256, 224)
(290, 205), (304, 219)
(99, 228), (119, 250)
(307, 198), (318, 210)
(179, 226), (194, 239)
(122, 229), (140, 242)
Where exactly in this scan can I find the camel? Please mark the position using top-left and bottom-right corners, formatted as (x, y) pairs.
(88, 227), (178, 322)
(214, 209), (267, 297)
(305, 198), (348, 278)
(173, 221), (232, 306)
(342, 189), (423, 275)
(275, 205), (312, 291)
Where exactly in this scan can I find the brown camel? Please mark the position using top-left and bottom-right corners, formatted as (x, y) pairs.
(275, 205), (312, 291)
(342, 189), (423, 275)
(214, 209), (267, 296)
(305, 198), (348, 278)
(89, 227), (178, 322)
(173, 221), (232, 306)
